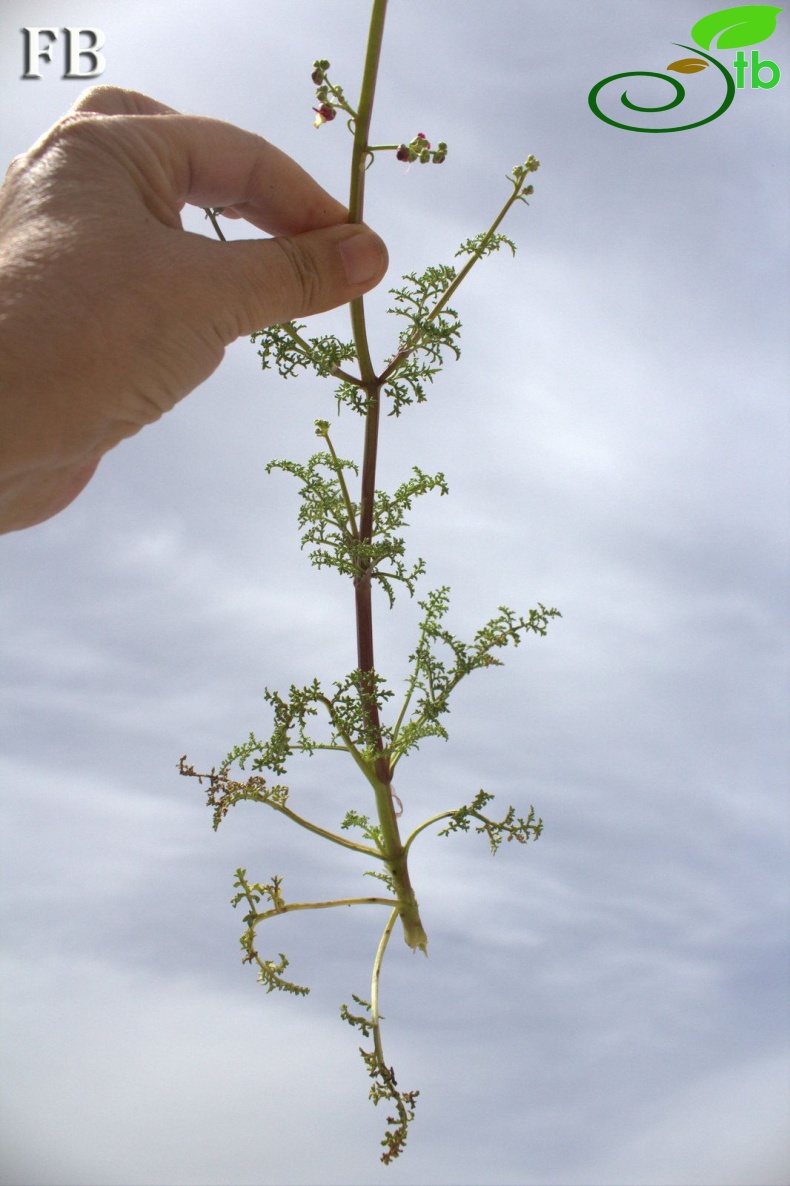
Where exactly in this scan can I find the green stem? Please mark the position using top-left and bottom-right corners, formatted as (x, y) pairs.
(339, 0), (427, 956)
(403, 811), (457, 857)
(323, 79), (358, 121)
(251, 895), (399, 925)
(322, 429), (360, 537)
(389, 624), (429, 753)
(371, 906), (400, 1063)
(348, 0), (387, 227)
(269, 798), (382, 859)
(348, 0), (390, 785)
(204, 207), (226, 241)
(348, 0), (386, 382)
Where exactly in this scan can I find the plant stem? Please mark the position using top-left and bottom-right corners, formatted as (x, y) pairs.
(251, 895), (399, 926)
(403, 811), (457, 857)
(378, 173), (532, 386)
(268, 798), (382, 858)
(345, 0), (427, 954)
(371, 906), (399, 1063)
(348, 0), (389, 781)
(322, 430), (360, 537)
(348, 0), (386, 382)
(204, 207), (226, 241)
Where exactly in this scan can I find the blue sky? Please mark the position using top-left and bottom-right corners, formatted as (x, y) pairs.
(1, 2), (788, 1183)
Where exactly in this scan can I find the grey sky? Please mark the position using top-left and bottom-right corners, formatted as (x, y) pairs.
(1, 2), (788, 1184)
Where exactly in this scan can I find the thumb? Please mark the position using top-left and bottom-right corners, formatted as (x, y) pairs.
(185, 222), (389, 340)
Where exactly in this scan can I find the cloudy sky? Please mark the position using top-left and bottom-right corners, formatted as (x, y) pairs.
(1, 2), (788, 1184)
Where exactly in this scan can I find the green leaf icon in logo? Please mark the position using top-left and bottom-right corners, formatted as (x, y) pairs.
(691, 4), (783, 50)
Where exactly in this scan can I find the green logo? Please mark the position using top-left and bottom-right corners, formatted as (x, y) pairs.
(588, 4), (783, 132)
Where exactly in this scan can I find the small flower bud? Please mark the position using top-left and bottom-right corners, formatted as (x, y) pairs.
(311, 67), (324, 85)
(432, 150), (446, 164)
(396, 144), (411, 162)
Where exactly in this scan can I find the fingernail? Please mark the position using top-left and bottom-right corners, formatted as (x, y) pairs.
(339, 229), (387, 286)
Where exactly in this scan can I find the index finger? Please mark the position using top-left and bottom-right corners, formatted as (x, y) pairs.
(69, 84), (179, 118)
(67, 85), (349, 236)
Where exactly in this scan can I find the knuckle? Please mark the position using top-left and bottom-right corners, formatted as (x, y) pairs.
(3, 152), (27, 183)
(23, 112), (106, 170)
(275, 236), (322, 312)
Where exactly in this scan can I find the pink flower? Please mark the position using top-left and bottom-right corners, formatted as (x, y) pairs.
(312, 104), (336, 127)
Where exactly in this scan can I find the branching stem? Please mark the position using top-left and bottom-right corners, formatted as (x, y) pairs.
(378, 173), (532, 386)
(194, 6), (549, 1161)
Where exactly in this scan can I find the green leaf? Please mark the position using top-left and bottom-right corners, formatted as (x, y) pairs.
(268, 446), (446, 606)
(691, 5), (782, 50)
(384, 264), (462, 415)
(251, 322), (358, 381)
(389, 590), (561, 766)
(231, 869), (310, 995)
(455, 231), (517, 259)
(178, 757), (289, 829)
(341, 809), (384, 848)
(437, 789), (544, 853)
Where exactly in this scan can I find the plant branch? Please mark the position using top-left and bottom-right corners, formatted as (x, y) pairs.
(250, 895), (399, 925)
(269, 797), (383, 858)
(402, 811), (457, 857)
(319, 426), (360, 537)
(281, 322), (362, 386)
(378, 163), (537, 385)
(371, 906), (399, 1060)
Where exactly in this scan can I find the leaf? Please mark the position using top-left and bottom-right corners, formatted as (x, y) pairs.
(667, 57), (710, 72)
(691, 4), (783, 50)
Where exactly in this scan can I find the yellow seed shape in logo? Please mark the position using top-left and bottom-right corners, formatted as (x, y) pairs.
(667, 57), (711, 72)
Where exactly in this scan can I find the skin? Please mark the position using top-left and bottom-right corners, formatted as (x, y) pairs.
(0, 86), (388, 533)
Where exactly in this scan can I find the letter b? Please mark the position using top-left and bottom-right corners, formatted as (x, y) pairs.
(64, 28), (106, 78)
(751, 50), (780, 89)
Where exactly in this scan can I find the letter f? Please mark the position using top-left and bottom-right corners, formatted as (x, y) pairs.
(22, 28), (59, 78)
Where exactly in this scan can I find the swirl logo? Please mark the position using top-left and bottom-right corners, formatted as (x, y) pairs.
(588, 4), (783, 133)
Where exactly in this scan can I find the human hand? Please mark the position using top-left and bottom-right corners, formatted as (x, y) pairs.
(0, 86), (388, 533)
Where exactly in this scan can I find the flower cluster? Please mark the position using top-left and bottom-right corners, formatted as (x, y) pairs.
(396, 132), (447, 164)
(311, 58), (356, 127)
